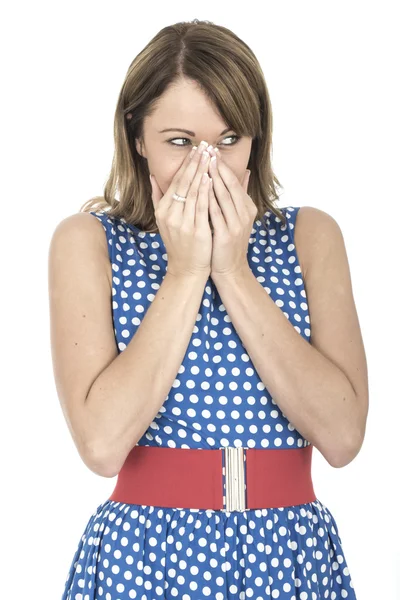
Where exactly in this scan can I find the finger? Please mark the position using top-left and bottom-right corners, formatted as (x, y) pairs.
(241, 169), (250, 191)
(182, 150), (211, 228)
(159, 145), (198, 212)
(211, 156), (251, 221)
(209, 176), (227, 232)
(149, 174), (164, 213)
(173, 144), (210, 206)
(241, 170), (254, 218)
(195, 171), (211, 231)
(209, 155), (242, 228)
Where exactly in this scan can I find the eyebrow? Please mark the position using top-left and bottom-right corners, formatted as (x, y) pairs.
(159, 127), (232, 136)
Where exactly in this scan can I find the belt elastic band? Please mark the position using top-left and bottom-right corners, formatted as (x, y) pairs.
(108, 445), (317, 511)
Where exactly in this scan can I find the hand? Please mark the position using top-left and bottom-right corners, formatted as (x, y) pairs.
(149, 144), (213, 278)
(207, 148), (256, 277)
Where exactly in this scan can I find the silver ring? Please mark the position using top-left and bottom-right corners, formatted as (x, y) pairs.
(172, 192), (186, 203)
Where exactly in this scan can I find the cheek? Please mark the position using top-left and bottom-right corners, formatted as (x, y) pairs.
(148, 162), (181, 195)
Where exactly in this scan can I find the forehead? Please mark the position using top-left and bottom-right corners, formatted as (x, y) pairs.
(148, 81), (227, 130)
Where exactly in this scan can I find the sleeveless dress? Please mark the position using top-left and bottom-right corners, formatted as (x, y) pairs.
(61, 205), (358, 600)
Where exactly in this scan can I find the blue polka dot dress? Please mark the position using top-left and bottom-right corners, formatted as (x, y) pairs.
(61, 206), (358, 599)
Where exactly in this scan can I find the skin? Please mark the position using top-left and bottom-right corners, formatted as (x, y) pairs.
(135, 77), (253, 199)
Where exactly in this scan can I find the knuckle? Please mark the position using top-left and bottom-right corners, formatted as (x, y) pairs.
(165, 215), (178, 229)
(231, 225), (241, 236)
(194, 227), (207, 240)
(180, 223), (192, 236)
(186, 188), (197, 201)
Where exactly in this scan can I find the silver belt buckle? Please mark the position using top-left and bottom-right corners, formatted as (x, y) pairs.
(220, 446), (249, 512)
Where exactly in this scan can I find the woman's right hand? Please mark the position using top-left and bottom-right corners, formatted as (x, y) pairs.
(149, 142), (213, 278)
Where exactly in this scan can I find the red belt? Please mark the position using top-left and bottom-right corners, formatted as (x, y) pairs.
(109, 445), (317, 511)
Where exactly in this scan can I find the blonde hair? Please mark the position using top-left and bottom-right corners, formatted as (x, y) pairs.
(80, 18), (287, 232)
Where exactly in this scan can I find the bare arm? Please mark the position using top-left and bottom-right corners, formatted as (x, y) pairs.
(49, 212), (208, 479)
(84, 269), (208, 477)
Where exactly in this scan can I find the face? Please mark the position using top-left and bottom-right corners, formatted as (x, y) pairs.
(135, 77), (253, 197)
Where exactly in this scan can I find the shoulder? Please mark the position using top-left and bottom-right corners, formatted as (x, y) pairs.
(290, 205), (344, 280)
(50, 211), (112, 287)
(52, 211), (108, 239)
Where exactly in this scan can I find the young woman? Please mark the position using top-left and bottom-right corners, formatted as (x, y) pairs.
(49, 18), (368, 599)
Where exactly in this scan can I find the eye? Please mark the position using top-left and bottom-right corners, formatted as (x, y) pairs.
(167, 135), (241, 148)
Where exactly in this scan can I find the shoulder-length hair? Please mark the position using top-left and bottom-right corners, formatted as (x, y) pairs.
(80, 18), (287, 232)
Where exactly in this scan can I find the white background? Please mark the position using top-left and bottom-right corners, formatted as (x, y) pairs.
(2, 1), (399, 598)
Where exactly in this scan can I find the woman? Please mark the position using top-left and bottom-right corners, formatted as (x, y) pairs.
(49, 18), (368, 599)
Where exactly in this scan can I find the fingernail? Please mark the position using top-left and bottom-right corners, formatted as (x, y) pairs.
(198, 141), (208, 152)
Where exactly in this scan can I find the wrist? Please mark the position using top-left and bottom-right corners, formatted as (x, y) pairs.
(166, 268), (210, 282)
(211, 264), (252, 282)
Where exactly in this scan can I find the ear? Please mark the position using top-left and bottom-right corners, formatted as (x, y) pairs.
(135, 138), (146, 158)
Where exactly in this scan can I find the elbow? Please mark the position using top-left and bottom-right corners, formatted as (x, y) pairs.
(328, 450), (356, 469)
(327, 431), (365, 469)
(83, 441), (120, 478)
(91, 461), (119, 479)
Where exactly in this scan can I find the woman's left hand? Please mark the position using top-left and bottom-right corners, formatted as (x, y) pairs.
(207, 148), (257, 277)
